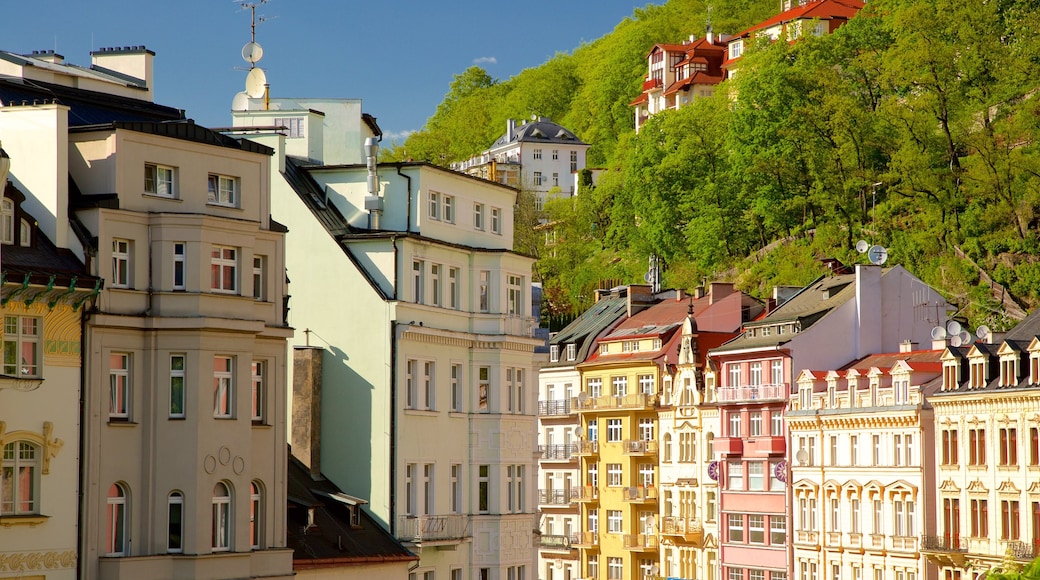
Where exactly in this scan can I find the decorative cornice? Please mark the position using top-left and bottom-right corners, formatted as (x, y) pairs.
(0, 421), (63, 474)
(0, 549), (76, 571)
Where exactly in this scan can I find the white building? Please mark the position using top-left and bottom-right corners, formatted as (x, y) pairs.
(232, 93), (542, 580)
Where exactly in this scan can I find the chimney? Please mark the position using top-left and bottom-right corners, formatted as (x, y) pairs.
(708, 282), (735, 305)
(899, 340), (918, 353)
(30, 50), (65, 64)
(90, 46), (155, 101)
(292, 346), (324, 478)
(506, 118), (516, 141)
(627, 284), (655, 317)
(932, 338), (948, 350)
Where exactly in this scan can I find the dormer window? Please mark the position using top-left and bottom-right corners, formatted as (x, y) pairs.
(894, 379), (909, 405)
(549, 345), (559, 363)
(1031, 354), (1040, 386)
(943, 364), (959, 391)
(1000, 357), (1017, 387)
(566, 343), (576, 361)
(729, 40), (743, 60)
(599, 343), (608, 355)
(762, 326), (771, 337)
(653, 338), (662, 350)
(827, 385), (836, 408)
(799, 386), (811, 410)
(1, 198), (13, 244)
(969, 358), (986, 389)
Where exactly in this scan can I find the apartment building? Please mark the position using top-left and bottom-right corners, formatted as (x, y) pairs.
(232, 95), (542, 580)
(923, 312), (1040, 580)
(708, 264), (951, 580)
(787, 345), (943, 580)
(0, 47), (294, 580)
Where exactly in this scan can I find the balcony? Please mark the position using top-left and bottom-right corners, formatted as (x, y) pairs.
(643, 78), (663, 90)
(826, 532), (842, 546)
(623, 439), (659, 456)
(868, 534), (885, 550)
(538, 399), (573, 416)
(574, 440), (599, 457)
(539, 444), (577, 462)
(538, 533), (579, 551)
(716, 383), (788, 404)
(714, 436), (743, 456)
(622, 485), (658, 503)
(794, 530), (819, 545)
(571, 485), (598, 503)
(538, 489), (573, 507)
(848, 532), (862, 548)
(623, 533), (660, 551)
(660, 516), (703, 543)
(572, 531), (599, 548)
(504, 315), (539, 337)
(744, 436), (786, 455)
(574, 393), (656, 412)
(921, 535), (968, 568)
(1005, 540), (1039, 561)
(396, 514), (470, 545)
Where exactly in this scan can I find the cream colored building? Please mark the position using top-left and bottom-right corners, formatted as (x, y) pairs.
(788, 345), (942, 580)
(0, 47), (293, 580)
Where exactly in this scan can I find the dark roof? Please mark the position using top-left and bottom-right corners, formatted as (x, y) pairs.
(491, 118), (588, 148)
(287, 453), (416, 569)
(0, 76), (183, 126)
(70, 120), (273, 156)
(1002, 308), (1040, 341)
(548, 295), (629, 367)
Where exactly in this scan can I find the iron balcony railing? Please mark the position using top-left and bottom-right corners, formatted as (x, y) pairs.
(716, 383), (788, 403)
(623, 439), (659, 455)
(538, 489), (572, 506)
(396, 514), (470, 543)
(538, 534), (579, 549)
(539, 444), (577, 461)
(920, 535), (968, 553)
(538, 399), (572, 416)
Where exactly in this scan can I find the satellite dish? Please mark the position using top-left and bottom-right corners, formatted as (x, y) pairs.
(856, 240), (869, 253)
(930, 326), (947, 340)
(245, 67), (268, 98)
(977, 325), (991, 342)
(242, 41), (264, 64)
(231, 91), (250, 111)
(646, 515), (656, 528)
(795, 448), (809, 464)
(946, 320), (962, 336)
(867, 245), (888, 265)
(959, 331), (972, 345)
(629, 487), (640, 499)
(577, 392), (589, 403)
(950, 334), (963, 347)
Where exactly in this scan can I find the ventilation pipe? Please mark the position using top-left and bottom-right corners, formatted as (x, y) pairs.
(363, 137), (383, 229)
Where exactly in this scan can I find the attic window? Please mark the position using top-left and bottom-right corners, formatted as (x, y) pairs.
(530, 129), (546, 138)
(349, 505), (361, 528)
(550, 345), (559, 363)
(566, 343), (576, 361)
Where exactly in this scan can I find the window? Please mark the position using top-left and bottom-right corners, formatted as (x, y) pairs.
(443, 195), (455, 223)
(552, 172), (559, 187)
(211, 246), (237, 293)
(212, 482), (232, 551)
(478, 465), (489, 513)
(533, 149), (542, 160)
(970, 499), (988, 537)
(588, 508), (598, 532)
(608, 509), (623, 533)
(491, 207), (501, 234)
(608, 557), (623, 580)
(748, 462), (764, 491)
(3, 315), (40, 377)
(728, 513), (744, 542)
(750, 412), (763, 436)
(250, 482), (263, 549)
(728, 461), (743, 489)
(429, 191), (440, 219)
(145, 163), (175, 197)
(423, 464), (434, 515)
(214, 356), (233, 418)
(451, 364), (462, 412)
(749, 514), (765, 543)
(448, 267), (459, 309)
(872, 434), (881, 466)
(729, 413), (741, 437)
(607, 419), (623, 442)
(423, 361), (435, 410)
(251, 361), (265, 422)
(474, 203), (485, 230)
(107, 483), (129, 556)
(1, 441), (39, 515)
(478, 366), (490, 412)
(110, 353), (130, 420)
(832, 498), (841, 531)
(893, 498), (915, 537)
(406, 360), (417, 409)
(405, 464), (416, 515)
(168, 491), (184, 553)
(533, 171), (543, 186)
(507, 275), (522, 315)
(552, 149), (559, 160)
(612, 376), (628, 398)
(772, 413), (783, 436)
(570, 151), (578, 172)
(943, 498), (961, 542)
(413, 260), (425, 304)
(208, 174), (238, 206)
(170, 354), (186, 418)
(173, 242), (186, 290)
(728, 364), (741, 387)
(750, 362), (762, 385)
(479, 270), (490, 312)
(850, 435), (859, 466)
(273, 117), (304, 138)
(771, 515), (786, 544)
(639, 374), (654, 395)
(567, 343), (576, 361)
(112, 239), (131, 288)
(0, 199), (13, 244)
(1001, 500), (1020, 540)
(430, 264), (441, 307)
(1000, 428), (1018, 465)
(451, 464), (462, 513)
(942, 430), (959, 464)
(252, 256), (266, 301)
(607, 463), (622, 486)
(969, 428), (986, 465)
(729, 40), (744, 60)
(1030, 427), (1040, 465)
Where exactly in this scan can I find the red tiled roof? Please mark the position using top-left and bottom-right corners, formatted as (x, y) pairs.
(663, 72), (726, 95)
(733, 0), (865, 39)
(646, 43), (690, 58)
(629, 92), (649, 107)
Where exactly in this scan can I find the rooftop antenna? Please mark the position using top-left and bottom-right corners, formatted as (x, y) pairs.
(234, 0), (272, 110)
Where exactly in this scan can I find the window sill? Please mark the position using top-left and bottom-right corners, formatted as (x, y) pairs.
(206, 203), (243, 211)
(0, 514), (49, 527)
(168, 416), (186, 421)
(107, 419), (138, 427)
(213, 416), (235, 421)
(251, 420), (271, 428)
(403, 408), (438, 417)
(142, 193), (182, 202)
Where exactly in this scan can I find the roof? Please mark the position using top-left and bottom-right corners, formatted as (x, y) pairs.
(491, 117), (588, 148)
(1002, 308), (1040, 341)
(548, 295), (629, 368)
(0, 76), (183, 126)
(663, 72), (726, 95)
(71, 120), (273, 156)
(287, 453), (416, 569)
(733, 0), (864, 39)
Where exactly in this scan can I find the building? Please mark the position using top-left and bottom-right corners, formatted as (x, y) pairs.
(537, 288), (630, 580)
(0, 47), (294, 580)
(923, 311), (1040, 580)
(452, 117), (590, 210)
(0, 161), (100, 580)
(708, 264), (951, 580)
(630, 34), (727, 132)
(787, 345), (943, 580)
(232, 95), (542, 580)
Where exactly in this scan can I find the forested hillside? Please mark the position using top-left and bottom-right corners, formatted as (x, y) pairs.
(385, 0), (1040, 331)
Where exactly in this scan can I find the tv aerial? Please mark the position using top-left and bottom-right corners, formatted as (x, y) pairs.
(976, 325), (991, 343)
(867, 245), (888, 265)
(233, 0), (271, 110)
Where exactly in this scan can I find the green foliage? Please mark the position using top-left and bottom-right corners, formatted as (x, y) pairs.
(386, 0), (1040, 324)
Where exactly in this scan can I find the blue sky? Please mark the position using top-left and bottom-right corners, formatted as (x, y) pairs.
(8, 0), (653, 142)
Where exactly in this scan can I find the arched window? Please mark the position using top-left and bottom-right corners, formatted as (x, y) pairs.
(106, 483), (129, 556)
(18, 218), (30, 247)
(1, 441), (40, 515)
(1, 198), (14, 245)
(250, 481), (262, 549)
(212, 482), (232, 551)
(663, 432), (673, 463)
(168, 491), (184, 553)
